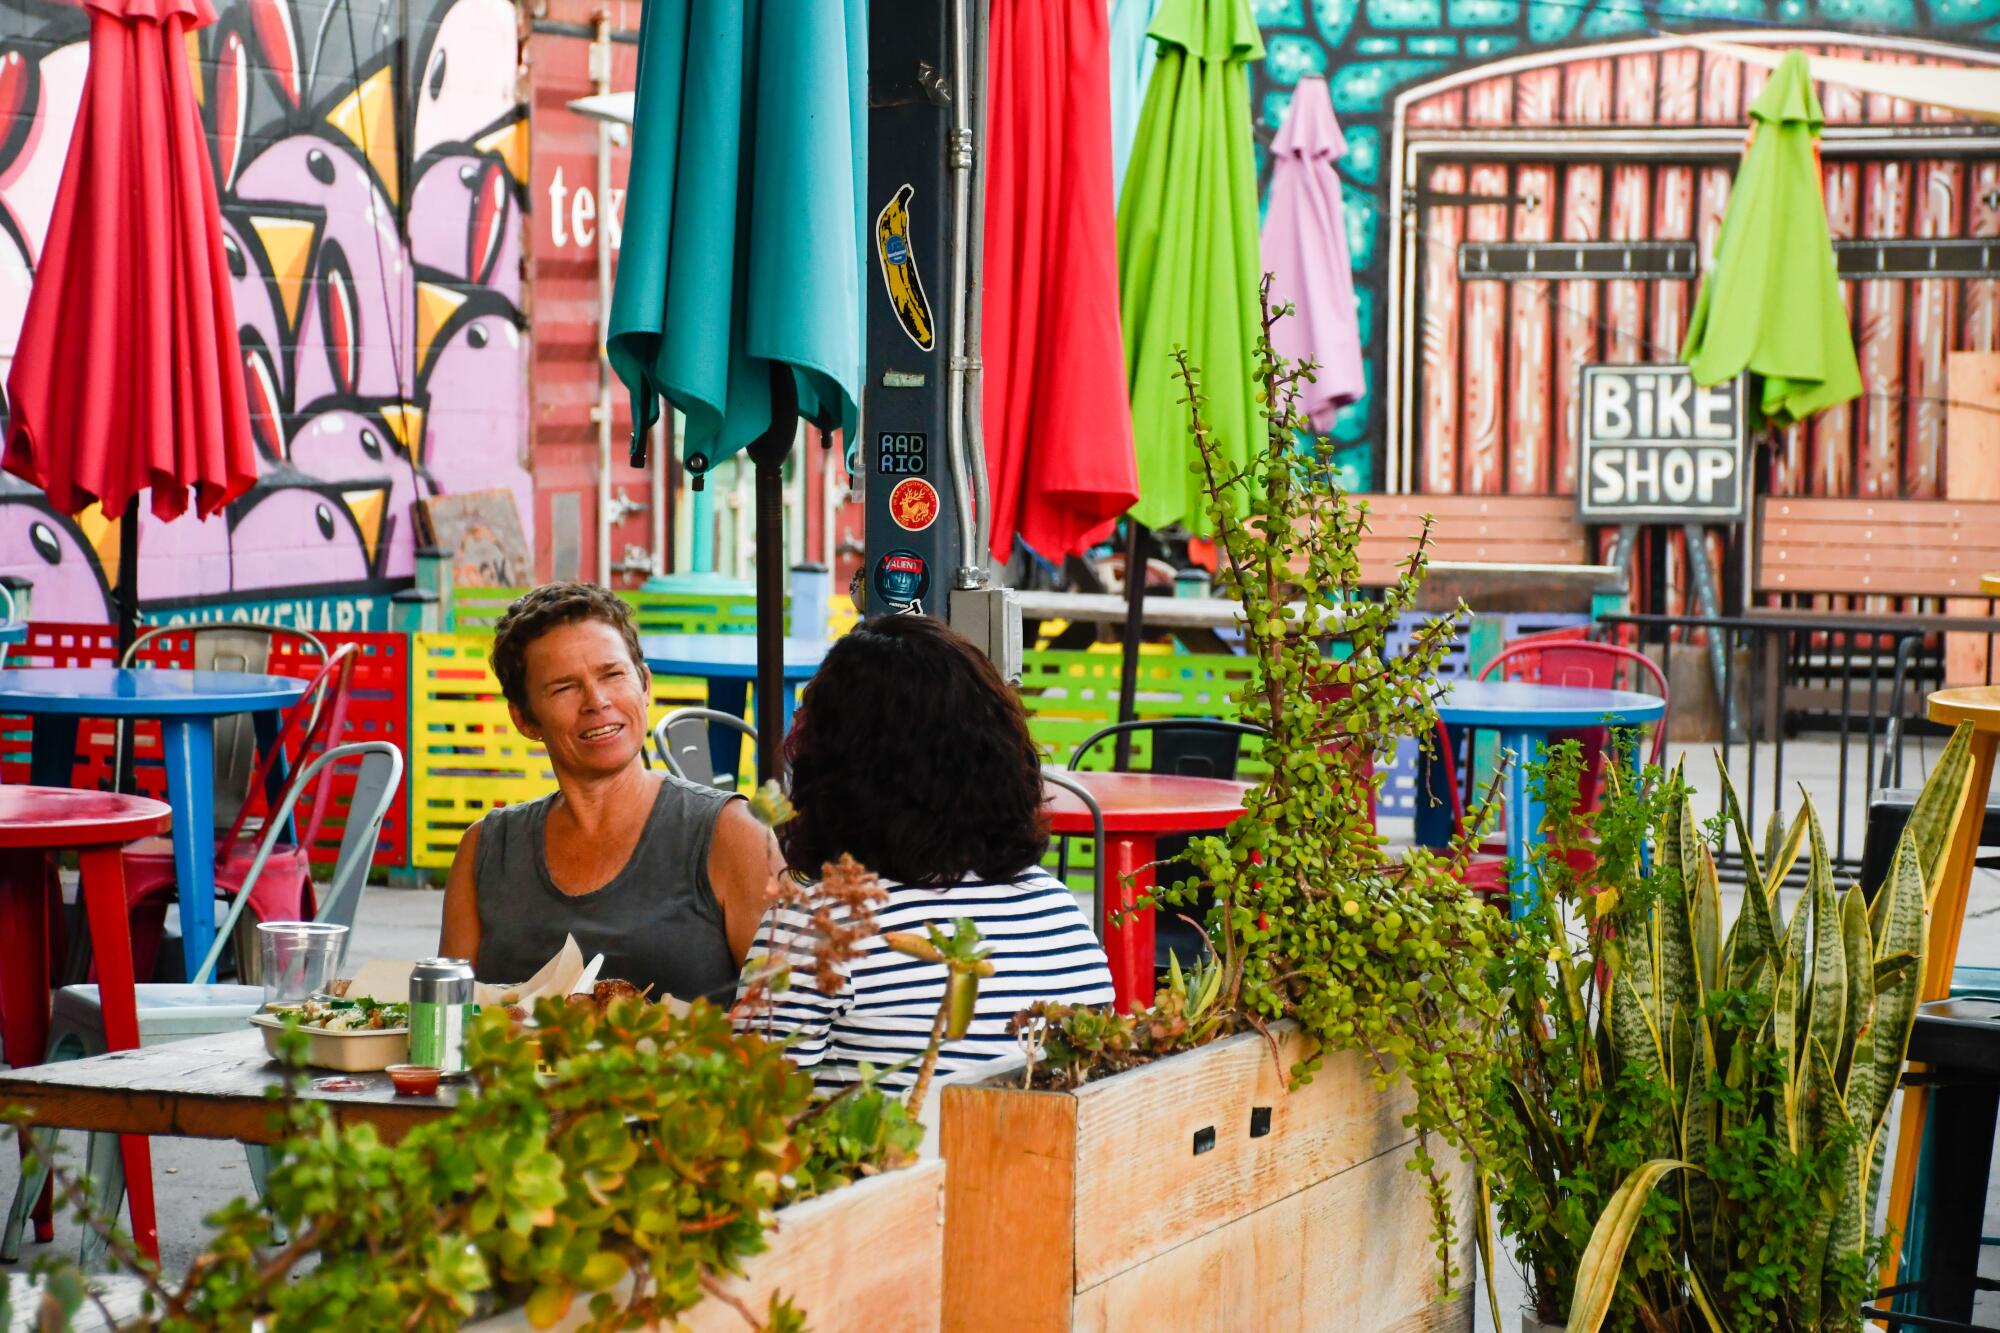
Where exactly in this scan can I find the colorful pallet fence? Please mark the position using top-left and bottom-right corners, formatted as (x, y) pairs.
(452, 587), (762, 636)
(407, 632), (715, 870)
(449, 586), (860, 640)
(0, 624), (414, 869)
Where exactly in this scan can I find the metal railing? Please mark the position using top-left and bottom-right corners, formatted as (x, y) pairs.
(1598, 611), (2000, 877)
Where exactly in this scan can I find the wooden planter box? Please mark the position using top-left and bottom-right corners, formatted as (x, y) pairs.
(939, 1029), (1473, 1331)
(473, 1157), (945, 1332)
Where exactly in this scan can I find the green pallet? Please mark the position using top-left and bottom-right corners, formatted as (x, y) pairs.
(1020, 648), (1263, 894)
(451, 587), (765, 636)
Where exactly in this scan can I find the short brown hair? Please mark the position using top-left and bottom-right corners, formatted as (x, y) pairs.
(781, 615), (1049, 885)
(490, 582), (646, 719)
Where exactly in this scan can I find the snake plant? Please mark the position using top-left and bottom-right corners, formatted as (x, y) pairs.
(1489, 723), (1975, 1332)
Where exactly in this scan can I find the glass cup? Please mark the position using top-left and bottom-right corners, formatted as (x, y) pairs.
(258, 921), (349, 1007)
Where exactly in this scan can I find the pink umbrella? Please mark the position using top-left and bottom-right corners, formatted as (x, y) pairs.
(1261, 76), (1364, 432)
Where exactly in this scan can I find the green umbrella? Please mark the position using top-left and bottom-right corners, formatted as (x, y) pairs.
(1682, 50), (1860, 426)
(1117, 0), (1265, 534)
(607, 1), (866, 477)
(606, 1), (865, 783)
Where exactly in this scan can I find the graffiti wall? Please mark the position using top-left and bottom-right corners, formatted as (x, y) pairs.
(0, 0), (531, 623)
(1249, 0), (2000, 496)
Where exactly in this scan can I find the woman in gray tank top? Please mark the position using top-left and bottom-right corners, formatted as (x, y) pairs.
(439, 583), (778, 1005)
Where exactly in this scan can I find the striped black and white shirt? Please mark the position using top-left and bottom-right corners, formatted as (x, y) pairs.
(739, 867), (1114, 1094)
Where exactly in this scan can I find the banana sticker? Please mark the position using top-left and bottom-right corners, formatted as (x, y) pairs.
(875, 183), (935, 351)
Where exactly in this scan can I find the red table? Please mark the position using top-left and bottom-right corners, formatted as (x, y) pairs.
(0, 787), (171, 1259)
(1044, 772), (1253, 1011)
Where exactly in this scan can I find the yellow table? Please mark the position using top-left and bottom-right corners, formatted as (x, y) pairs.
(1885, 685), (2000, 1290)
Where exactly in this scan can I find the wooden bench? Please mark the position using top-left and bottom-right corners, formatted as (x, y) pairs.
(1347, 494), (1619, 614)
(1755, 497), (2000, 602)
(1350, 494), (1589, 585)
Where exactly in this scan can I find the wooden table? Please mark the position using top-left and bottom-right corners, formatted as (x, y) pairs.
(1043, 771), (1253, 1012)
(0, 1029), (458, 1146)
(1014, 591), (1350, 654)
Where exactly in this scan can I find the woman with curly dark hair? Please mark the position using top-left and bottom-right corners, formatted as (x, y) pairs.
(747, 614), (1111, 1092)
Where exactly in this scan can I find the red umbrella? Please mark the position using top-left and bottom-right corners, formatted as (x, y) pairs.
(4, 0), (256, 637)
(981, 0), (1137, 564)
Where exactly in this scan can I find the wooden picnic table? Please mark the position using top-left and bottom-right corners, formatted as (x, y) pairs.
(0, 1029), (457, 1146)
(1013, 590), (1353, 653)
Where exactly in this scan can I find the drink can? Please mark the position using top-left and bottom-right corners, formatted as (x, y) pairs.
(408, 957), (476, 1073)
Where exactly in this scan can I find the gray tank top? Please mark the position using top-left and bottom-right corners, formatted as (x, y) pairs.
(472, 773), (741, 1005)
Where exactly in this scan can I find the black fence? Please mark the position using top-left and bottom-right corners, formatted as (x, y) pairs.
(1597, 611), (2000, 878)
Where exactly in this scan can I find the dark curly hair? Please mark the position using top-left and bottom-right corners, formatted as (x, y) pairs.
(490, 582), (647, 721)
(781, 615), (1049, 886)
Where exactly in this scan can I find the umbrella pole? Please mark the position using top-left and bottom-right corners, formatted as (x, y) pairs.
(1115, 520), (1148, 772)
(115, 508), (140, 793)
(748, 364), (800, 787)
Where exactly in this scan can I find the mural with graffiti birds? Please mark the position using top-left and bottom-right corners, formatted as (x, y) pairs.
(0, 0), (531, 623)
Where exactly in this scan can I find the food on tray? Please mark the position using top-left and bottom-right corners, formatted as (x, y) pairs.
(291, 998), (410, 1032)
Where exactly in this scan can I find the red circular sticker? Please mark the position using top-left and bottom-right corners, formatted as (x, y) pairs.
(889, 477), (940, 532)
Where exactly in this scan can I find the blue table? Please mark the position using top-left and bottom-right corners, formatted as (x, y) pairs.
(1435, 679), (1665, 913)
(0, 668), (307, 975)
(640, 635), (829, 780)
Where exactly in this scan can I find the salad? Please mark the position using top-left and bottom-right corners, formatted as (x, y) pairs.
(289, 998), (410, 1032)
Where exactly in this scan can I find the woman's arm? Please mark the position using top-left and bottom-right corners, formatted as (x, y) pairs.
(439, 823), (483, 962)
(707, 800), (783, 963)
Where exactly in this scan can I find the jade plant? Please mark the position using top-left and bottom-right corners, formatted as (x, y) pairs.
(1486, 727), (1973, 1331)
(1017, 283), (1505, 1285)
(2, 788), (964, 1333)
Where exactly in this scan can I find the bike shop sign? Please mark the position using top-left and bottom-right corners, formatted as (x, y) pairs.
(1578, 365), (1746, 522)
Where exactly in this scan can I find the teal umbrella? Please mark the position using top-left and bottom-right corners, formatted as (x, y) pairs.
(607, 1), (865, 781)
(1682, 50), (1860, 426)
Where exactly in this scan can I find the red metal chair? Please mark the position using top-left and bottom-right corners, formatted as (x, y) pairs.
(118, 643), (359, 981)
(1435, 635), (1671, 904)
(1475, 638), (1670, 764)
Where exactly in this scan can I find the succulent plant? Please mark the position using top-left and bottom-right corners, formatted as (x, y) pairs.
(1525, 723), (1975, 1331)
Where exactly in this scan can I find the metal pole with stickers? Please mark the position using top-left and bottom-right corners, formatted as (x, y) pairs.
(861, 0), (1021, 679)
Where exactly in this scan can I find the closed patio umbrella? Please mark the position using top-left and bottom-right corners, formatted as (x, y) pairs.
(982, 0), (1137, 564)
(1262, 75), (1365, 434)
(607, 0), (865, 783)
(1117, 0), (1264, 537)
(1111, 0), (1264, 754)
(1681, 50), (1861, 426)
(3, 0), (258, 649)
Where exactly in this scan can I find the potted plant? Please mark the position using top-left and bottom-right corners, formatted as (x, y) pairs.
(1484, 729), (1974, 1332)
(3, 805), (959, 1333)
(940, 291), (1497, 1329)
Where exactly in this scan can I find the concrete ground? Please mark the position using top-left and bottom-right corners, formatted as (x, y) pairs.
(5, 737), (2000, 1328)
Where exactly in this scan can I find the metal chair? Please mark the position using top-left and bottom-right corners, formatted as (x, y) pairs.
(1041, 767), (1107, 940)
(1065, 718), (1266, 777)
(117, 625), (327, 829)
(652, 707), (760, 789)
(1, 740), (402, 1268)
(1476, 638), (1671, 766)
(117, 643), (360, 984)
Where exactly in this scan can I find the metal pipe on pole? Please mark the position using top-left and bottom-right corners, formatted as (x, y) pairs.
(590, 10), (614, 586)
